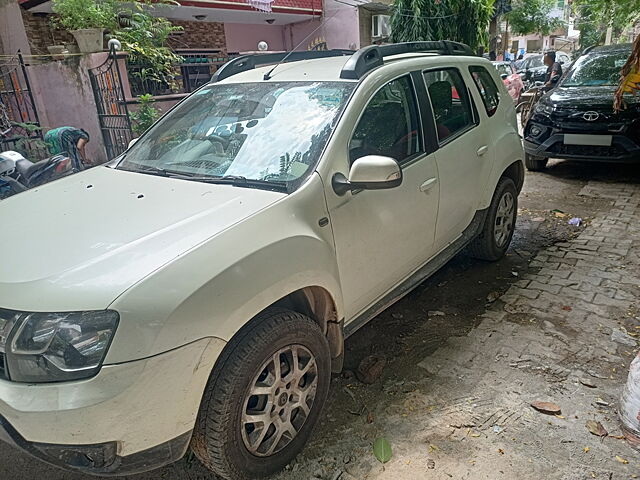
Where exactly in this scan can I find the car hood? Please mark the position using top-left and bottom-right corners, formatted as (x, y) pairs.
(544, 86), (639, 109)
(0, 166), (285, 311)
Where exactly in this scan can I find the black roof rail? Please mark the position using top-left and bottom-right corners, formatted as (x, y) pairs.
(213, 49), (355, 82)
(339, 41), (474, 80)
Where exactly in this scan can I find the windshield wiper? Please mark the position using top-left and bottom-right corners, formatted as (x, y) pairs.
(120, 164), (288, 192)
(166, 173), (288, 192)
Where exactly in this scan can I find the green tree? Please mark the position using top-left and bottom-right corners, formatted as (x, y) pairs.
(507, 0), (564, 36)
(389, 0), (496, 52)
(572, 0), (640, 48)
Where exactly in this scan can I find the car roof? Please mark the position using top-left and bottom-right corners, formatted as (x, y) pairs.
(216, 52), (476, 84)
(587, 43), (632, 54)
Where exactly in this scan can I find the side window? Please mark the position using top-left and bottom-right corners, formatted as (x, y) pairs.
(349, 75), (422, 165)
(423, 68), (474, 144)
(469, 66), (501, 117)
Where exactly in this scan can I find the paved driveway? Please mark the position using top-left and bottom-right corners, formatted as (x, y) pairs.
(2, 160), (640, 480)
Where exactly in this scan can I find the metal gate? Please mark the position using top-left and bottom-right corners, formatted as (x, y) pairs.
(89, 46), (133, 160)
(0, 53), (43, 156)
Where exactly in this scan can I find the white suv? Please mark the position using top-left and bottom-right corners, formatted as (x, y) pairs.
(0, 41), (523, 479)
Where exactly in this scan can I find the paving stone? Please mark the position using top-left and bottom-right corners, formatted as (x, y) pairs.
(527, 281), (562, 295)
(567, 273), (602, 286)
(592, 294), (631, 308)
(559, 287), (595, 303)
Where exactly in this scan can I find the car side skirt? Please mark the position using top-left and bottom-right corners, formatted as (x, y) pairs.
(344, 208), (488, 337)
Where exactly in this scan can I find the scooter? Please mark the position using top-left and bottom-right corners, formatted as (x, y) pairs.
(0, 150), (79, 199)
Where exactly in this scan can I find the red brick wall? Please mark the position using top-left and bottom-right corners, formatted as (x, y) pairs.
(168, 20), (227, 51)
(20, 10), (74, 55)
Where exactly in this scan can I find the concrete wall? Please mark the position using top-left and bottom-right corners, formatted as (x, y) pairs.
(322, 0), (360, 50)
(284, 18), (322, 50)
(224, 23), (287, 52)
(26, 54), (107, 163)
(0, 0), (31, 55)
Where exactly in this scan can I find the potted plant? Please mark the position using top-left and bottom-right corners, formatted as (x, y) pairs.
(51, 0), (117, 53)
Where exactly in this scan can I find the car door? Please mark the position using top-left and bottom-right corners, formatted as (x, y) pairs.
(423, 67), (488, 250)
(324, 73), (440, 321)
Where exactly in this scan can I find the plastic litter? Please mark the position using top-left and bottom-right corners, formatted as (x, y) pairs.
(492, 425), (503, 434)
(568, 217), (582, 226)
(620, 352), (640, 450)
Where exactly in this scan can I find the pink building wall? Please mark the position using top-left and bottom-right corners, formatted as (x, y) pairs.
(26, 54), (107, 163)
(0, 0), (31, 55)
(224, 23), (287, 52)
(321, 0), (360, 50)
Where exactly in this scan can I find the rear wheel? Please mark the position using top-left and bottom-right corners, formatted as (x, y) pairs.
(468, 177), (518, 262)
(524, 152), (548, 171)
(191, 308), (331, 480)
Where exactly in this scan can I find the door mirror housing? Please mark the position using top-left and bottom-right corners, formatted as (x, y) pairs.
(128, 138), (138, 149)
(332, 155), (402, 196)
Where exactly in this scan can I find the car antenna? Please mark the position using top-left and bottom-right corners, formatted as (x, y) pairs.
(263, 9), (341, 81)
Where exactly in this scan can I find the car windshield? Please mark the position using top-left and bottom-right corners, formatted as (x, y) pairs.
(117, 81), (355, 191)
(561, 51), (630, 87)
(521, 56), (543, 69)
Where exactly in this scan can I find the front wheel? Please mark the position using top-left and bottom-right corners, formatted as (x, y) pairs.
(191, 308), (331, 480)
(524, 152), (548, 171)
(468, 177), (518, 262)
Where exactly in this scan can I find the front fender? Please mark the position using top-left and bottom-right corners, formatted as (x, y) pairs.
(105, 174), (343, 363)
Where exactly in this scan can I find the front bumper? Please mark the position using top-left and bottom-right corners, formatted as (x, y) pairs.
(524, 134), (640, 162)
(0, 337), (226, 475)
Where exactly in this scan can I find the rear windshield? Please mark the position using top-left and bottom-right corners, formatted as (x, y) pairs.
(562, 51), (630, 87)
(521, 56), (543, 69)
(118, 81), (355, 191)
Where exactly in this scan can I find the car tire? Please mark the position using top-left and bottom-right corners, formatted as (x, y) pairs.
(524, 153), (548, 171)
(191, 308), (331, 480)
(468, 177), (518, 262)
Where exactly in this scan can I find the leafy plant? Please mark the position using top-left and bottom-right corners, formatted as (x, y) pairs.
(507, 0), (564, 37)
(390, 0), (495, 52)
(51, 0), (118, 31)
(130, 94), (160, 135)
(113, 2), (183, 92)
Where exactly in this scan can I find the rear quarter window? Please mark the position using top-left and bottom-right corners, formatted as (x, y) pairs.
(469, 66), (501, 117)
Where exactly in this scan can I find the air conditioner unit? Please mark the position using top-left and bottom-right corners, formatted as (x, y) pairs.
(372, 15), (390, 38)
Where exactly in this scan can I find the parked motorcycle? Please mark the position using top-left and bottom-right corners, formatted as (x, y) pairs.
(0, 150), (79, 199)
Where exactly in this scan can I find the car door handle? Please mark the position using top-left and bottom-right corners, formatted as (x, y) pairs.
(419, 177), (438, 192)
(477, 145), (489, 156)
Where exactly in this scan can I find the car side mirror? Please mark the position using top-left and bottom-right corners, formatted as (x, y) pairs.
(500, 73), (508, 80)
(128, 138), (138, 149)
(332, 155), (402, 196)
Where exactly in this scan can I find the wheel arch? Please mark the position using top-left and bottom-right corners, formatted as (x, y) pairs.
(501, 159), (525, 193)
(261, 286), (344, 373)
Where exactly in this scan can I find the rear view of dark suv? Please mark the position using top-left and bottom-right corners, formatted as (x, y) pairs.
(523, 44), (639, 170)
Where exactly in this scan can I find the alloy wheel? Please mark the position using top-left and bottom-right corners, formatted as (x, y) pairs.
(494, 191), (515, 248)
(241, 344), (318, 457)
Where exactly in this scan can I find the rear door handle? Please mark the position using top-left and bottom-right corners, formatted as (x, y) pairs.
(477, 145), (489, 156)
(419, 177), (438, 192)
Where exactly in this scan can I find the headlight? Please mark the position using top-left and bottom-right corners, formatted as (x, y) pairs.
(534, 103), (554, 116)
(0, 308), (118, 383)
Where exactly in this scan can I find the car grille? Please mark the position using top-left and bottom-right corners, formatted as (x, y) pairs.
(0, 353), (7, 380)
(548, 143), (627, 158)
